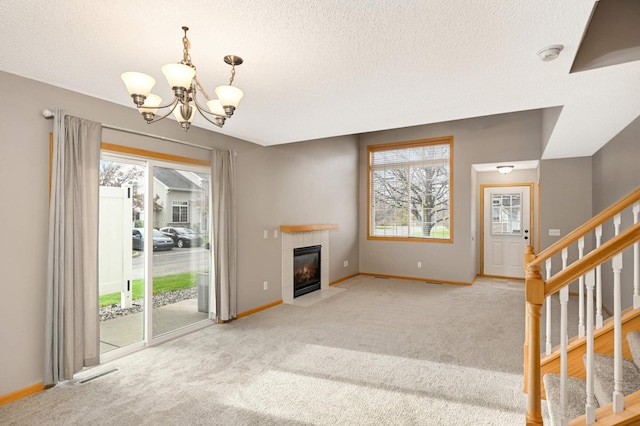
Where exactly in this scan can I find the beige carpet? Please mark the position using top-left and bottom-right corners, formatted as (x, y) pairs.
(2, 275), (543, 425)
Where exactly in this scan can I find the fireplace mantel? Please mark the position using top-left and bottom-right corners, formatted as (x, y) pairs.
(280, 224), (338, 233)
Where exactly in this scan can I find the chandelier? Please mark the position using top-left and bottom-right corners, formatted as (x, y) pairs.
(121, 26), (244, 131)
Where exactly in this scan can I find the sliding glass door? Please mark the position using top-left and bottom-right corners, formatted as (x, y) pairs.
(98, 156), (146, 354)
(98, 153), (212, 357)
(150, 165), (210, 337)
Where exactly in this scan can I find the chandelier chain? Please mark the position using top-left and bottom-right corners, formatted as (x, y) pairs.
(229, 65), (236, 86)
(121, 26), (243, 131)
(194, 76), (212, 102)
(181, 27), (194, 68)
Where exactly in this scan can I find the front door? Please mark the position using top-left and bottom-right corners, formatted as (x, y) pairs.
(482, 185), (532, 278)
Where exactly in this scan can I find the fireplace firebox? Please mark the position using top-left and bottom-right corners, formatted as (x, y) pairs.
(293, 245), (321, 298)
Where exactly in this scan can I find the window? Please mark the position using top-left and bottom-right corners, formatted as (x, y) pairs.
(491, 193), (522, 235)
(368, 137), (452, 242)
(172, 201), (188, 223)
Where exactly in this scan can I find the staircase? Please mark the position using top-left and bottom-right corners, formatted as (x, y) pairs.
(524, 187), (640, 425)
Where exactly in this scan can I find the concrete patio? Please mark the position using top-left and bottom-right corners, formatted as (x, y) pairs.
(100, 298), (209, 353)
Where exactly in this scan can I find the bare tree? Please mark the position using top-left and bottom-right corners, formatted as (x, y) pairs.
(99, 160), (163, 214)
(99, 161), (143, 188)
(372, 157), (449, 237)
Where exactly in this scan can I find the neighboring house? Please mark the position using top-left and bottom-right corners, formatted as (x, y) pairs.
(152, 168), (207, 233)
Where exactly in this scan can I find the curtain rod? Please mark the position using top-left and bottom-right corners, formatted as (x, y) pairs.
(42, 109), (214, 151)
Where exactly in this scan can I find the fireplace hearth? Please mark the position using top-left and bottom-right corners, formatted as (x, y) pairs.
(293, 245), (321, 298)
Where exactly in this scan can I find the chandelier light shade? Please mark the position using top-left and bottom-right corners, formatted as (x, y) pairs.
(138, 94), (163, 116)
(215, 85), (244, 110)
(207, 99), (226, 116)
(121, 26), (244, 131)
(121, 72), (156, 98)
(161, 64), (196, 90)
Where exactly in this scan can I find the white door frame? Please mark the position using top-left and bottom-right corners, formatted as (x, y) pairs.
(480, 182), (534, 278)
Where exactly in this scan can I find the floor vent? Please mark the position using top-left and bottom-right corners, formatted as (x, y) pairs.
(76, 367), (119, 384)
(425, 281), (443, 285)
(374, 276), (389, 279)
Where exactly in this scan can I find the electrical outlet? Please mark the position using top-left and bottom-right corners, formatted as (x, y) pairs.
(274, 229), (278, 238)
(417, 261), (422, 268)
(549, 229), (561, 237)
(344, 260), (348, 267)
(263, 281), (268, 290)
(263, 230), (268, 239)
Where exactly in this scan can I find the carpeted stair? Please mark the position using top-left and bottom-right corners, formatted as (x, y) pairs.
(543, 373), (593, 425)
(544, 331), (640, 425)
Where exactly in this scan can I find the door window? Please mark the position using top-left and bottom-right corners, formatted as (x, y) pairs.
(491, 193), (522, 235)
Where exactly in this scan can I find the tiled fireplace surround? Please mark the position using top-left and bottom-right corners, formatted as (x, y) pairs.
(280, 225), (337, 304)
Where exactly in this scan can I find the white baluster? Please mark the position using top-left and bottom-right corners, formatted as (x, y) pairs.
(633, 202), (639, 309)
(595, 225), (604, 328)
(614, 213), (621, 236)
(612, 252), (624, 413)
(560, 284), (569, 426)
(545, 258), (552, 355)
(578, 237), (585, 338)
(585, 270), (596, 424)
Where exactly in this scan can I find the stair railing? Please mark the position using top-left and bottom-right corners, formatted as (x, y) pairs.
(524, 187), (640, 425)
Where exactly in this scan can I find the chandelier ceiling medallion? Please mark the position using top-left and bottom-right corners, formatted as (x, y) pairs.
(121, 26), (244, 131)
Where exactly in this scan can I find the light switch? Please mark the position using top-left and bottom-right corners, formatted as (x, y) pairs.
(263, 230), (268, 239)
(549, 229), (561, 237)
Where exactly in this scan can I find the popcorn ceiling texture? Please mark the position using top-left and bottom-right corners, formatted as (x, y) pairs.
(1, 1), (638, 156)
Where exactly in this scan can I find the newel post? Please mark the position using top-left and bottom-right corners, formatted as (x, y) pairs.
(524, 245), (544, 425)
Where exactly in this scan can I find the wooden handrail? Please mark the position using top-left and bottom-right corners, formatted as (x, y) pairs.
(530, 187), (640, 268)
(544, 221), (640, 297)
(525, 207), (640, 424)
(524, 186), (640, 424)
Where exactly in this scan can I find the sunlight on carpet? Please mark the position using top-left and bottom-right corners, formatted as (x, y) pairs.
(221, 343), (526, 425)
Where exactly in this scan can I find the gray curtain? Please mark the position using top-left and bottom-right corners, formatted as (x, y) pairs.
(211, 148), (237, 321)
(44, 110), (102, 386)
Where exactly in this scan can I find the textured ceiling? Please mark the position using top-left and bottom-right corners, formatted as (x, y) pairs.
(1, 0), (639, 157)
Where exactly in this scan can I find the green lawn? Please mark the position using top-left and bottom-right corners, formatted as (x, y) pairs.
(99, 271), (200, 307)
(429, 226), (450, 238)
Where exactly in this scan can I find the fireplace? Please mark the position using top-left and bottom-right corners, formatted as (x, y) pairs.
(293, 245), (321, 298)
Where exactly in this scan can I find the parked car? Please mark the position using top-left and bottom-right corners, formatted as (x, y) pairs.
(159, 226), (203, 248)
(132, 228), (175, 251)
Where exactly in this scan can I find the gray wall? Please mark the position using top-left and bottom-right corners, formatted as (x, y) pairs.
(3, 64), (635, 399)
(236, 138), (359, 313)
(539, 157), (593, 251)
(358, 110), (543, 283)
(538, 157), (593, 288)
(0, 71), (359, 395)
(592, 113), (640, 311)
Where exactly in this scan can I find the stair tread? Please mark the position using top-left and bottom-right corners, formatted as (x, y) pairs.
(592, 352), (640, 407)
(627, 331), (640, 370)
(544, 373), (593, 426)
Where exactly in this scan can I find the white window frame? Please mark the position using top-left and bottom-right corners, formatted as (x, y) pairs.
(172, 201), (189, 223)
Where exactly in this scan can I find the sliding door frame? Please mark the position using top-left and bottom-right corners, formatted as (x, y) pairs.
(100, 144), (214, 363)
